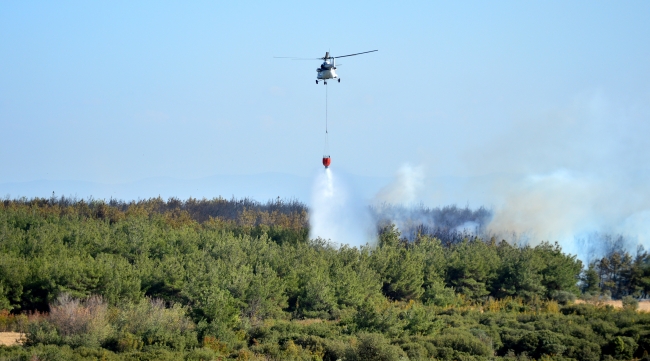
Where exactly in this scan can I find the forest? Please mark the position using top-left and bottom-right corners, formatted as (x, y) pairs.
(0, 196), (650, 360)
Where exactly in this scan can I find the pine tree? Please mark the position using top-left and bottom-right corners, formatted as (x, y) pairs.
(581, 263), (601, 296)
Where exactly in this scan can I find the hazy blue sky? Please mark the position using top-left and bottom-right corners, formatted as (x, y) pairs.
(1, 2), (649, 197)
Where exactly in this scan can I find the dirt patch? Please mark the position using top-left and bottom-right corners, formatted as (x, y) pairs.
(0, 332), (24, 346)
(574, 299), (650, 311)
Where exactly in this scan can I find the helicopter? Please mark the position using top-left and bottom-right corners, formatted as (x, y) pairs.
(275, 50), (378, 84)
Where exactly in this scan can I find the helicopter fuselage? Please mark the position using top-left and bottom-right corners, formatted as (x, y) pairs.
(316, 61), (337, 80)
(317, 69), (337, 80)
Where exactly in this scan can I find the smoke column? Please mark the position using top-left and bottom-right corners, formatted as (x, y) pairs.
(465, 92), (650, 262)
(374, 164), (425, 205)
(372, 164), (427, 239)
(485, 168), (650, 262)
(309, 169), (373, 247)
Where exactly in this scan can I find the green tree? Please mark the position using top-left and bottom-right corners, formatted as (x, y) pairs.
(581, 263), (601, 296)
(493, 241), (545, 301)
(371, 225), (424, 301)
(626, 247), (650, 297)
(0, 254), (28, 310)
(446, 239), (500, 301)
(535, 242), (582, 297)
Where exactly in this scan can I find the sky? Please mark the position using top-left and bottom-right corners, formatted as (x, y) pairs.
(1, 1), (647, 183)
(2, 2), (650, 255)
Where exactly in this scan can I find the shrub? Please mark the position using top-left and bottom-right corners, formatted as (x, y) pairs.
(202, 335), (229, 355)
(74, 346), (119, 360)
(400, 341), (429, 359)
(185, 347), (219, 361)
(432, 330), (492, 357)
(350, 300), (406, 337)
(321, 338), (351, 361)
(423, 280), (459, 307)
(542, 300), (560, 313)
(0, 309), (18, 331)
(0, 310), (36, 333)
(124, 346), (179, 360)
(112, 298), (197, 351)
(581, 292), (600, 302)
(25, 294), (111, 348)
(470, 328), (495, 352)
(114, 331), (144, 352)
(350, 332), (406, 361)
(34, 345), (80, 361)
(561, 303), (598, 317)
(550, 291), (576, 305)
(0, 344), (108, 361)
(589, 319), (618, 338)
(603, 336), (637, 360)
(622, 296), (639, 311)
(563, 338), (601, 361)
(25, 320), (61, 346)
(535, 329), (565, 357)
(196, 319), (247, 351)
(46, 294), (111, 348)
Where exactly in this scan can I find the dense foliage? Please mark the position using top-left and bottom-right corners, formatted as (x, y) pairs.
(0, 196), (649, 360)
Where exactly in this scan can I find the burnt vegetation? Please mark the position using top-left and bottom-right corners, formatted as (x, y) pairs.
(0, 196), (650, 360)
(371, 204), (492, 245)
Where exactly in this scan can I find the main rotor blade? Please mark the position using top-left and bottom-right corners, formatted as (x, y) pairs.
(332, 50), (378, 59)
(273, 56), (320, 60)
(274, 50), (378, 60)
(273, 56), (299, 58)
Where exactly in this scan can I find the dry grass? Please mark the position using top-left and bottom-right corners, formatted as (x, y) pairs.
(0, 332), (24, 346)
(575, 299), (650, 311)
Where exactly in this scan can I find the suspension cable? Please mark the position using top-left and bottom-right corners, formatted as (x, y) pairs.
(324, 83), (329, 155)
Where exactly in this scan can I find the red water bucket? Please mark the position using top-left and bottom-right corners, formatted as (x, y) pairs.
(322, 156), (331, 168)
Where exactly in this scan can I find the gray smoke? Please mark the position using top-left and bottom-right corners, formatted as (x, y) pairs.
(370, 164), (491, 244)
(467, 91), (650, 261)
(360, 92), (650, 262)
(374, 164), (425, 205)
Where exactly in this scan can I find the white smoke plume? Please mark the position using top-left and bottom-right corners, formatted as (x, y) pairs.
(309, 169), (373, 247)
(473, 91), (650, 262)
(374, 164), (425, 205)
(485, 168), (650, 262)
(371, 164), (429, 240)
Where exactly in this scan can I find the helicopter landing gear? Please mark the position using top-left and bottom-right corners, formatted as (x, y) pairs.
(324, 81), (327, 85)
(338, 78), (340, 83)
(315, 80), (318, 84)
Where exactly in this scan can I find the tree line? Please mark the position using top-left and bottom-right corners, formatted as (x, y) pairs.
(0, 196), (649, 360)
